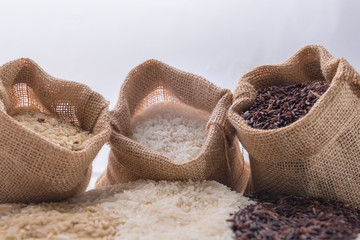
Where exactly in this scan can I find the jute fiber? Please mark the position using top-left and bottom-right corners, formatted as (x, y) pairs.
(96, 59), (249, 192)
(228, 45), (360, 207)
(0, 58), (110, 203)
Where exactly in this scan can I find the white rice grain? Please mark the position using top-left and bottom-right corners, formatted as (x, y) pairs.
(130, 102), (210, 163)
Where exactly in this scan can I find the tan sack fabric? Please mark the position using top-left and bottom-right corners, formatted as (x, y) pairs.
(228, 45), (360, 207)
(0, 58), (110, 203)
(96, 59), (249, 192)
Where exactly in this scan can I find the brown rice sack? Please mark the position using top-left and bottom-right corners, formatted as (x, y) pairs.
(96, 59), (249, 192)
(0, 58), (110, 203)
(228, 45), (360, 207)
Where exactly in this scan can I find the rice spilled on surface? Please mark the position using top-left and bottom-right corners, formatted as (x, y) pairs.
(12, 111), (92, 151)
(0, 180), (254, 240)
(130, 102), (210, 164)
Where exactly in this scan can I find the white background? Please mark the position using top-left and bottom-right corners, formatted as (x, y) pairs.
(1, 0), (359, 189)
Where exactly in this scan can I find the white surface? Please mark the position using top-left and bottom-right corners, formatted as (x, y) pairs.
(1, 0), (359, 189)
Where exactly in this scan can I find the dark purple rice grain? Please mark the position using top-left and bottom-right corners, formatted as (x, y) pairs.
(242, 81), (329, 130)
(229, 194), (360, 240)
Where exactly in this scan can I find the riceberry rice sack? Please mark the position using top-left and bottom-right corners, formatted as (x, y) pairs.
(228, 45), (360, 207)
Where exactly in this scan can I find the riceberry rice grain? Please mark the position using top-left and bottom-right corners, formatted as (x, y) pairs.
(242, 81), (329, 129)
(229, 194), (360, 240)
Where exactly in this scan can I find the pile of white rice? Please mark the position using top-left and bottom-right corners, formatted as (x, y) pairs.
(12, 111), (92, 151)
(0, 180), (253, 240)
(130, 102), (210, 163)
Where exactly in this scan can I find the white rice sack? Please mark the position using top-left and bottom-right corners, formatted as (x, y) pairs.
(130, 102), (210, 163)
(0, 180), (254, 240)
(12, 111), (92, 151)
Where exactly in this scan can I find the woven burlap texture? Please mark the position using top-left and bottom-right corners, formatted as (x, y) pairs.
(96, 59), (249, 193)
(228, 45), (360, 207)
(0, 58), (110, 203)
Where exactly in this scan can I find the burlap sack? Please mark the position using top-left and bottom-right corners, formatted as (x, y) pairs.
(0, 58), (110, 203)
(228, 45), (360, 207)
(96, 59), (249, 192)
